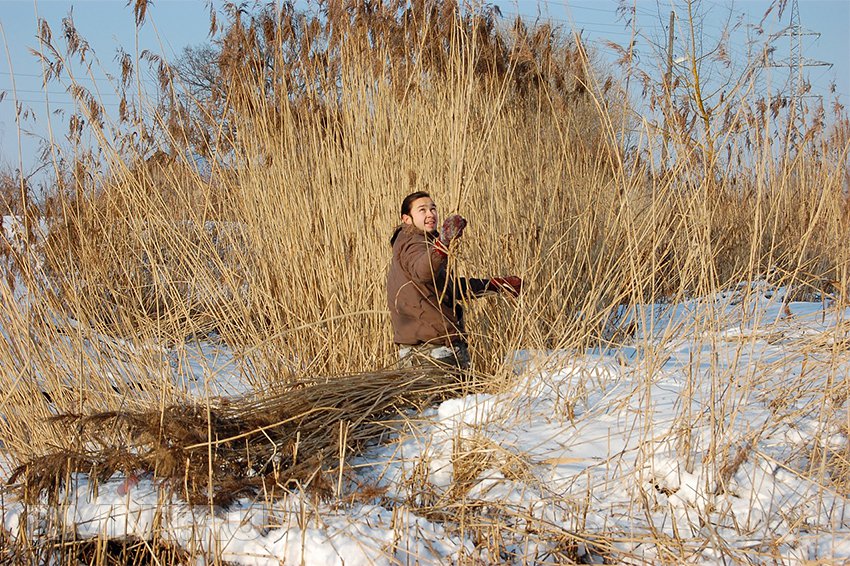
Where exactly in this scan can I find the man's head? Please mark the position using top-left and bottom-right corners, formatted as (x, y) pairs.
(400, 191), (438, 233)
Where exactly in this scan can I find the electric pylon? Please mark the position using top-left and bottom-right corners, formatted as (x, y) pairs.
(764, 0), (831, 141)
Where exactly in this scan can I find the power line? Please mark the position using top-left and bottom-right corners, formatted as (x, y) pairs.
(500, 5), (733, 46)
(538, 1), (616, 15)
(0, 70), (159, 85)
(0, 98), (123, 107)
(498, 9), (631, 30)
(534, 0), (657, 18)
(0, 87), (125, 98)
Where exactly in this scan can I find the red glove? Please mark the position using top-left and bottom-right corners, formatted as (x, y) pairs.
(435, 214), (467, 256)
(490, 276), (523, 297)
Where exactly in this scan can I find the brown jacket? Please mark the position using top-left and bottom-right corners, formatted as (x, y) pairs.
(386, 224), (490, 346)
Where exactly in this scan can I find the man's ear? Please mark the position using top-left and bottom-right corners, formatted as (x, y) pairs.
(401, 215), (412, 225)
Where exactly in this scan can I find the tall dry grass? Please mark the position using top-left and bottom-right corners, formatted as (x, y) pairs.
(1, 0), (850, 563)
(18, 1), (627, 386)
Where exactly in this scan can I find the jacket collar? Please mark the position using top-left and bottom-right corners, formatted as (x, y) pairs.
(395, 223), (438, 241)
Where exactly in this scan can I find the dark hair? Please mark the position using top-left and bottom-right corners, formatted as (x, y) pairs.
(400, 191), (431, 217)
(391, 191), (433, 246)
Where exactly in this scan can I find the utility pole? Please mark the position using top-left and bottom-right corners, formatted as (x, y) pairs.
(764, 0), (831, 142)
(662, 10), (674, 167)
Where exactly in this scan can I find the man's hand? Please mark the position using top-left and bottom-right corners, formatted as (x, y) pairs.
(435, 214), (467, 255)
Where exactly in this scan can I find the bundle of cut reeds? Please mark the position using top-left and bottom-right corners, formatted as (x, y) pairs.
(10, 366), (468, 506)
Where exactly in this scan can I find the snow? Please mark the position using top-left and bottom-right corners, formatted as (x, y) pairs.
(3, 280), (850, 563)
(1, 474), (471, 565)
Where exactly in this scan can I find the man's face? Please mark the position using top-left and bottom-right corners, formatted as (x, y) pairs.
(402, 197), (439, 233)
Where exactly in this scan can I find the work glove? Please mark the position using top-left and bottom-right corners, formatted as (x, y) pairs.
(435, 214), (467, 256)
(489, 276), (523, 297)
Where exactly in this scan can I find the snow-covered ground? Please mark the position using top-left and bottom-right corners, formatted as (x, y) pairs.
(3, 281), (850, 564)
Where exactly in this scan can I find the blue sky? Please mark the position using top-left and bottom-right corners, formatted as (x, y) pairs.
(554, 0), (850, 107)
(1, 0), (848, 181)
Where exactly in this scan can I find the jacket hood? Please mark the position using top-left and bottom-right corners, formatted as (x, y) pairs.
(390, 223), (438, 247)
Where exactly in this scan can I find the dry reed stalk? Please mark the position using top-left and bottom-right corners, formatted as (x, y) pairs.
(4, 535), (192, 566)
(17, 0), (628, 383)
(411, 497), (620, 564)
(10, 366), (470, 506)
(11, 0), (846, 400)
(1, 2), (850, 563)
